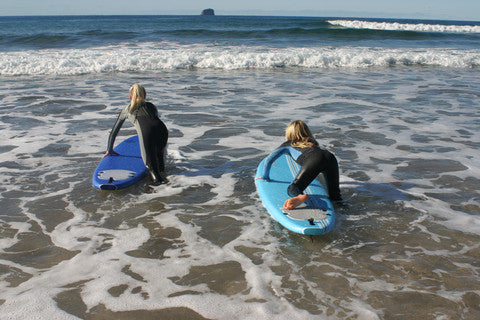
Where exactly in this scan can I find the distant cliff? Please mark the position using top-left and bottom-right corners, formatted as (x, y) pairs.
(201, 8), (215, 16)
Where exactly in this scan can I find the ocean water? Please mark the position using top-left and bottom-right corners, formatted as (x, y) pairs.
(0, 15), (479, 319)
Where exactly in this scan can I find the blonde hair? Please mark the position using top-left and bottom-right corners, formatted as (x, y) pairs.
(128, 83), (147, 112)
(285, 120), (317, 148)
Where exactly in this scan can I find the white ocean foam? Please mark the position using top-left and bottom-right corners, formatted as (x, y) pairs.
(346, 299), (382, 320)
(1, 67), (479, 319)
(328, 20), (480, 34)
(406, 198), (480, 236)
(0, 43), (479, 76)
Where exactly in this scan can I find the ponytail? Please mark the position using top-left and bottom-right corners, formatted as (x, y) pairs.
(128, 83), (146, 112)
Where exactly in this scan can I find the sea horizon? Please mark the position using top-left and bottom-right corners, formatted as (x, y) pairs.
(1, 13), (479, 23)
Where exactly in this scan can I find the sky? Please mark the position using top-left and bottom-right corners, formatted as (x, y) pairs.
(1, 0), (479, 21)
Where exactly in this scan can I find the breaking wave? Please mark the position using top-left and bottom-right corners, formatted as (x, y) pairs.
(328, 20), (480, 34)
(1, 43), (479, 76)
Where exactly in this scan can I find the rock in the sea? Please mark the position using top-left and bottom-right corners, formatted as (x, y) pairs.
(201, 8), (215, 16)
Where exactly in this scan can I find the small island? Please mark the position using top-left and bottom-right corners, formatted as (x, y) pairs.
(201, 8), (215, 16)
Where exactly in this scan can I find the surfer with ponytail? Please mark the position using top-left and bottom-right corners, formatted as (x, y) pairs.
(105, 84), (168, 185)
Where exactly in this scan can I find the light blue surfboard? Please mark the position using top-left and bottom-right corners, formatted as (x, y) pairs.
(255, 147), (335, 235)
(92, 135), (147, 190)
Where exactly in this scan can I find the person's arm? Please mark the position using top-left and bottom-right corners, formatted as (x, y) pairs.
(106, 106), (128, 154)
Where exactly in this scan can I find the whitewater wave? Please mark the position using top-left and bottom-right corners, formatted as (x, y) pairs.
(328, 20), (480, 34)
(1, 43), (479, 75)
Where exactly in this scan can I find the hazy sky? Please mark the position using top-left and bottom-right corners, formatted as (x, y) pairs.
(1, 0), (479, 21)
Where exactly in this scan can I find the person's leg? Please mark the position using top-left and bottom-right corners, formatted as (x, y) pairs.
(154, 122), (168, 181)
(283, 148), (342, 209)
(290, 160), (322, 192)
(283, 150), (323, 209)
(324, 153), (342, 201)
(139, 122), (164, 185)
(146, 146), (164, 185)
(283, 165), (316, 210)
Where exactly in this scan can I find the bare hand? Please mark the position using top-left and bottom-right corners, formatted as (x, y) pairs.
(103, 150), (119, 158)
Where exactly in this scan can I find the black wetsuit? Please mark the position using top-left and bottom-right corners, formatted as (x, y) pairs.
(107, 102), (168, 183)
(280, 141), (342, 201)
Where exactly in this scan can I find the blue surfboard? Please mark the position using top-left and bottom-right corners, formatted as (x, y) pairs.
(255, 147), (335, 235)
(92, 135), (147, 190)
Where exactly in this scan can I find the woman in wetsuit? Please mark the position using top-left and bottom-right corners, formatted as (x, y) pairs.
(105, 84), (168, 185)
(281, 120), (341, 210)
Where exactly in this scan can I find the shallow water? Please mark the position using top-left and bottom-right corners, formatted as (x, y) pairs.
(0, 67), (479, 319)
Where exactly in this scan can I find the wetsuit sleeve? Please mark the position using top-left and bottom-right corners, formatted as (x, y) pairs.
(106, 106), (128, 152)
